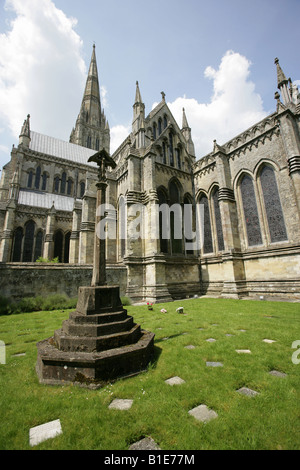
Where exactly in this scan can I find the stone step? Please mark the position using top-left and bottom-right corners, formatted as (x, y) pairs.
(69, 310), (128, 325)
(36, 329), (155, 387)
(62, 316), (134, 337)
(54, 323), (142, 353)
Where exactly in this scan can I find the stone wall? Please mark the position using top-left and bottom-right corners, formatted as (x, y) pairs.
(0, 263), (128, 302)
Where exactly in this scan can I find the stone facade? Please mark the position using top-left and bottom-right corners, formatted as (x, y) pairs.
(0, 50), (299, 302)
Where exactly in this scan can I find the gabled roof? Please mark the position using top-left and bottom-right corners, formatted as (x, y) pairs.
(29, 131), (97, 167)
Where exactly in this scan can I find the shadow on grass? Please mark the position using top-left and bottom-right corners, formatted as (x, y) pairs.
(154, 333), (185, 344)
(148, 345), (162, 371)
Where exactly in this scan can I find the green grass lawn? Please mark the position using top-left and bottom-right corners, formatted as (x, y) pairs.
(0, 297), (299, 450)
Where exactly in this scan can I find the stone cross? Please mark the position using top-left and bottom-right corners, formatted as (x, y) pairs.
(88, 149), (116, 287)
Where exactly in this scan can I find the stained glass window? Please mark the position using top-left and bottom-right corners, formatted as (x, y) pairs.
(64, 232), (71, 263)
(260, 166), (287, 243)
(212, 189), (224, 251)
(12, 227), (23, 261)
(80, 182), (85, 198)
(35, 166), (41, 190)
(23, 220), (35, 262)
(41, 172), (47, 191)
(157, 189), (169, 254)
(199, 194), (213, 254)
(61, 172), (66, 194)
(54, 230), (63, 262)
(34, 231), (43, 261)
(240, 174), (262, 246)
(27, 171), (33, 188)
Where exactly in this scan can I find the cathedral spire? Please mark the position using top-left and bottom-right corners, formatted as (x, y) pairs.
(19, 114), (31, 147)
(181, 108), (195, 157)
(70, 45), (110, 153)
(274, 57), (292, 106)
(132, 81), (145, 145)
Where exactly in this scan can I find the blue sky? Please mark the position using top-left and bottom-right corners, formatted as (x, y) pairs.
(0, 0), (299, 169)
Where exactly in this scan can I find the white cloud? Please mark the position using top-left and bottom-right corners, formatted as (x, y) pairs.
(110, 124), (131, 153)
(166, 50), (268, 157)
(0, 0), (86, 141)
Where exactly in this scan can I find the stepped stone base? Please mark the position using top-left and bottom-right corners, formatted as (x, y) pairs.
(36, 285), (155, 388)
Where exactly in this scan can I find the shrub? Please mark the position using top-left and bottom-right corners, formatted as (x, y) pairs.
(121, 296), (132, 306)
(36, 256), (59, 263)
(0, 294), (78, 315)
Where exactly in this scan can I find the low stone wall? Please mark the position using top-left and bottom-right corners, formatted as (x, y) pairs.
(0, 263), (128, 301)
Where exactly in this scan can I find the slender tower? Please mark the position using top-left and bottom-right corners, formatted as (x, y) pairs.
(70, 45), (110, 153)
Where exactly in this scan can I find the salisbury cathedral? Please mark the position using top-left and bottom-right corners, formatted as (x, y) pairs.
(0, 46), (299, 302)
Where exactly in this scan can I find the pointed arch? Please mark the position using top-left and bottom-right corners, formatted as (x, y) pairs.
(23, 220), (36, 262)
(12, 227), (23, 262)
(258, 164), (287, 243)
(239, 173), (262, 246)
(197, 192), (213, 254)
(211, 186), (224, 252)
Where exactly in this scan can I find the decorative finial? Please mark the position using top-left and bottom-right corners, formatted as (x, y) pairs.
(274, 57), (279, 65)
(161, 91), (166, 101)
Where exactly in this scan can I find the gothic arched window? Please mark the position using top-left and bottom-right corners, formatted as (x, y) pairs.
(27, 171), (33, 188)
(158, 118), (162, 135)
(54, 176), (60, 193)
(41, 172), (47, 191)
(157, 188), (169, 254)
(22, 220), (35, 262)
(199, 194), (213, 254)
(61, 172), (67, 194)
(212, 188), (224, 252)
(169, 133), (174, 167)
(80, 182), (85, 198)
(162, 142), (167, 165)
(67, 178), (73, 196)
(184, 195), (194, 254)
(54, 230), (64, 262)
(259, 165), (287, 243)
(95, 138), (100, 151)
(12, 227), (23, 262)
(163, 115), (168, 129)
(87, 135), (92, 148)
(169, 180), (182, 253)
(34, 230), (43, 261)
(35, 166), (41, 190)
(176, 148), (181, 169)
(240, 174), (262, 246)
(64, 232), (71, 263)
(153, 123), (157, 140)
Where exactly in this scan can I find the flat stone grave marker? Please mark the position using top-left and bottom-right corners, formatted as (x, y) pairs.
(12, 352), (26, 357)
(188, 404), (218, 423)
(206, 338), (216, 343)
(165, 376), (186, 386)
(29, 419), (62, 447)
(236, 349), (251, 354)
(129, 437), (161, 450)
(206, 362), (223, 367)
(269, 370), (287, 378)
(108, 399), (133, 410)
(237, 387), (259, 397)
(225, 334), (234, 337)
(239, 329), (247, 332)
(184, 345), (195, 349)
(263, 339), (276, 343)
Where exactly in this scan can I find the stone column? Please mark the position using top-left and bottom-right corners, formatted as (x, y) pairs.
(43, 204), (56, 260)
(0, 201), (16, 262)
(215, 150), (246, 298)
(69, 200), (82, 263)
